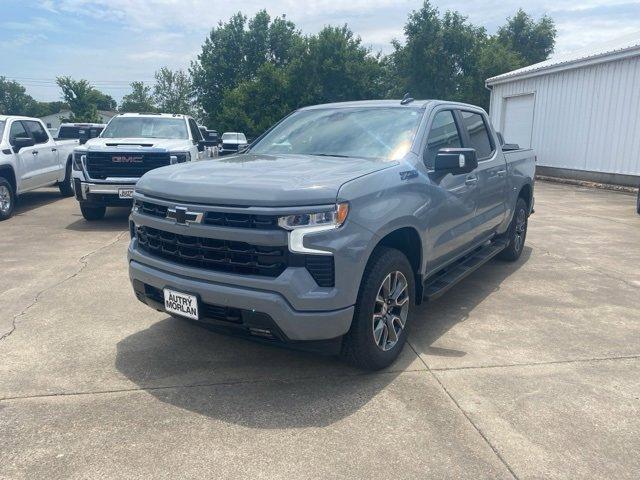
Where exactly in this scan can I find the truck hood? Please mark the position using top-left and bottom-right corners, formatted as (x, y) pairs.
(83, 137), (192, 152)
(136, 153), (396, 207)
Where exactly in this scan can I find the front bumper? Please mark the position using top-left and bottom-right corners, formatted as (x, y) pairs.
(129, 258), (354, 341)
(74, 179), (135, 207)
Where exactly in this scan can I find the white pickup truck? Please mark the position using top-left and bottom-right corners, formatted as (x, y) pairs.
(0, 115), (77, 220)
(72, 113), (206, 220)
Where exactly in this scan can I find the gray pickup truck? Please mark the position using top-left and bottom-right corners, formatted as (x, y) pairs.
(128, 100), (535, 370)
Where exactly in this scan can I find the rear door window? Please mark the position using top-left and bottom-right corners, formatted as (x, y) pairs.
(425, 110), (462, 169)
(24, 121), (50, 144)
(459, 111), (494, 159)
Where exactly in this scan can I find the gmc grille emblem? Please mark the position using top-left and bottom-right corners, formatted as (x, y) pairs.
(112, 155), (143, 163)
(166, 207), (203, 225)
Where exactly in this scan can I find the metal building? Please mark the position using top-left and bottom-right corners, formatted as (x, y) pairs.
(486, 33), (640, 186)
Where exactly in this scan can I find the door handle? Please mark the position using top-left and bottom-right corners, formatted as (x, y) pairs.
(51, 148), (57, 152)
(465, 175), (478, 186)
(497, 169), (507, 177)
(32, 151), (39, 156)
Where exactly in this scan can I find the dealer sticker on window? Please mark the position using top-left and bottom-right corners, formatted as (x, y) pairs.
(163, 289), (199, 320)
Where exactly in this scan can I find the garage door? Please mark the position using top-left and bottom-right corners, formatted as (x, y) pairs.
(501, 94), (535, 149)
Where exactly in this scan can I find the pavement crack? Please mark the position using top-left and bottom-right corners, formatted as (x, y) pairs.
(429, 354), (640, 372)
(0, 368), (428, 402)
(407, 340), (520, 480)
(0, 231), (128, 344)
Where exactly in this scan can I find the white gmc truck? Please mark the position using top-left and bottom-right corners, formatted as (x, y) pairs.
(72, 113), (206, 220)
(0, 115), (77, 221)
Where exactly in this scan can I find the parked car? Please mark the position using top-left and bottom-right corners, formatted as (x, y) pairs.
(72, 113), (206, 221)
(56, 122), (105, 145)
(0, 115), (77, 220)
(218, 132), (247, 155)
(127, 100), (535, 370)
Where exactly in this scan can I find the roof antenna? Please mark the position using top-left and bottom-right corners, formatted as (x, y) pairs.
(400, 93), (414, 105)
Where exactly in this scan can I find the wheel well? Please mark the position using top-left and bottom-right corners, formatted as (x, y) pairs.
(518, 183), (532, 211)
(375, 227), (423, 303)
(0, 165), (16, 193)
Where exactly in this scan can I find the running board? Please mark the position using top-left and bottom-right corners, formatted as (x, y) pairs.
(422, 240), (508, 301)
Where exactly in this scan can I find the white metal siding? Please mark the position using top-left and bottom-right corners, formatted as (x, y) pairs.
(489, 55), (640, 176)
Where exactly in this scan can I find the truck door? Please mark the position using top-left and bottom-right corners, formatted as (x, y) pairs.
(8, 121), (39, 193)
(23, 120), (59, 187)
(423, 109), (478, 271)
(457, 110), (507, 242)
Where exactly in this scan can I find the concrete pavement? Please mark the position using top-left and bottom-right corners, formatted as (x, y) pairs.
(1, 182), (638, 479)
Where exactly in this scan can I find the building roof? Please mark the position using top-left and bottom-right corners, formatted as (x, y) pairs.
(486, 31), (640, 86)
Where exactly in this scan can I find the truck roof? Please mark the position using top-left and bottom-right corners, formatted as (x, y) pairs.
(0, 115), (42, 122)
(299, 99), (486, 111)
(116, 113), (190, 119)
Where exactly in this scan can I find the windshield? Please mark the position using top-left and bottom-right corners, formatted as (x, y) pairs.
(250, 107), (422, 160)
(101, 117), (188, 139)
(222, 133), (246, 142)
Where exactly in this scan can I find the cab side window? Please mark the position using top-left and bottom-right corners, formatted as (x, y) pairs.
(9, 121), (29, 145)
(459, 111), (494, 159)
(425, 110), (462, 169)
(24, 121), (49, 144)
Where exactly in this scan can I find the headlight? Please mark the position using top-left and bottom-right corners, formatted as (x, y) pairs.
(278, 203), (349, 230)
(170, 152), (190, 164)
(73, 153), (86, 171)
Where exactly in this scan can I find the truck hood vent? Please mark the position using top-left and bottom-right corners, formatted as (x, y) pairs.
(105, 143), (154, 147)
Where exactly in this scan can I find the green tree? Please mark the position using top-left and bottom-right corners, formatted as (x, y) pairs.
(218, 63), (291, 137)
(153, 67), (194, 115)
(55, 77), (102, 122)
(120, 81), (156, 113)
(190, 10), (300, 127)
(95, 92), (117, 111)
(497, 9), (556, 65)
(0, 76), (37, 115)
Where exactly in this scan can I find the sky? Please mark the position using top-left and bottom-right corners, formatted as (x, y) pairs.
(1, 0), (639, 103)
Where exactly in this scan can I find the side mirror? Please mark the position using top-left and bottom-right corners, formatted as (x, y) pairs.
(12, 136), (35, 152)
(502, 143), (520, 151)
(433, 148), (478, 175)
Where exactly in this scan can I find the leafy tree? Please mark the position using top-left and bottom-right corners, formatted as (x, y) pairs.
(218, 63), (291, 137)
(0, 76), (37, 115)
(190, 10), (300, 127)
(153, 67), (194, 115)
(55, 77), (102, 122)
(95, 92), (117, 111)
(497, 9), (556, 65)
(120, 81), (156, 113)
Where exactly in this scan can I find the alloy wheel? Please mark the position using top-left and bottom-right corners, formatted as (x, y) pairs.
(372, 271), (410, 351)
(0, 185), (11, 214)
(514, 208), (527, 252)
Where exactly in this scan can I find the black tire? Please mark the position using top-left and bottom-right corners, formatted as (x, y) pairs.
(636, 189), (640, 215)
(58, 160), (74, 197)
(0, 176), (16, 221)
(80, 203), (106, 221)
(498, 197), (528, 261)
(342, 247), (415, 370)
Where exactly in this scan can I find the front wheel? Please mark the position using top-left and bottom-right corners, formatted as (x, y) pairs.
(0, 177), (16, 221)
(58, 160), (74, 197)
(498, 197), (528, 261)
(80, 203), (106, 221)
(342, 247), (415, 370)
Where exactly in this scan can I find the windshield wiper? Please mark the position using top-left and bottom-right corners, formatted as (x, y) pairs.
(307, 153), (354, 158)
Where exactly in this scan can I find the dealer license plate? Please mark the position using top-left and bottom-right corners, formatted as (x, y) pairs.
(118, 188), (134, 199)
(163, 289), (199, 320)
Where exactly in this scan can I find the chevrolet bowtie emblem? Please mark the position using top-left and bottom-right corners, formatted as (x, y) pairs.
(166, 207), (203, 225)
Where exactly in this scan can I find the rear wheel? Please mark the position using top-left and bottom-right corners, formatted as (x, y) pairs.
(0, 177), (16, 221)
(58, 160), (74, 197)
(498, 197), (528, 261)
(342, 247), (414, 370)
(636, 188), (640, 215)
(80, 203), (106, 221)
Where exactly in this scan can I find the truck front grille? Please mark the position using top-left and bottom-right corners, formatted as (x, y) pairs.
(136, 226), (287, 277)
(86, 152), (171, 179)
(136, 200), (280, 229)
